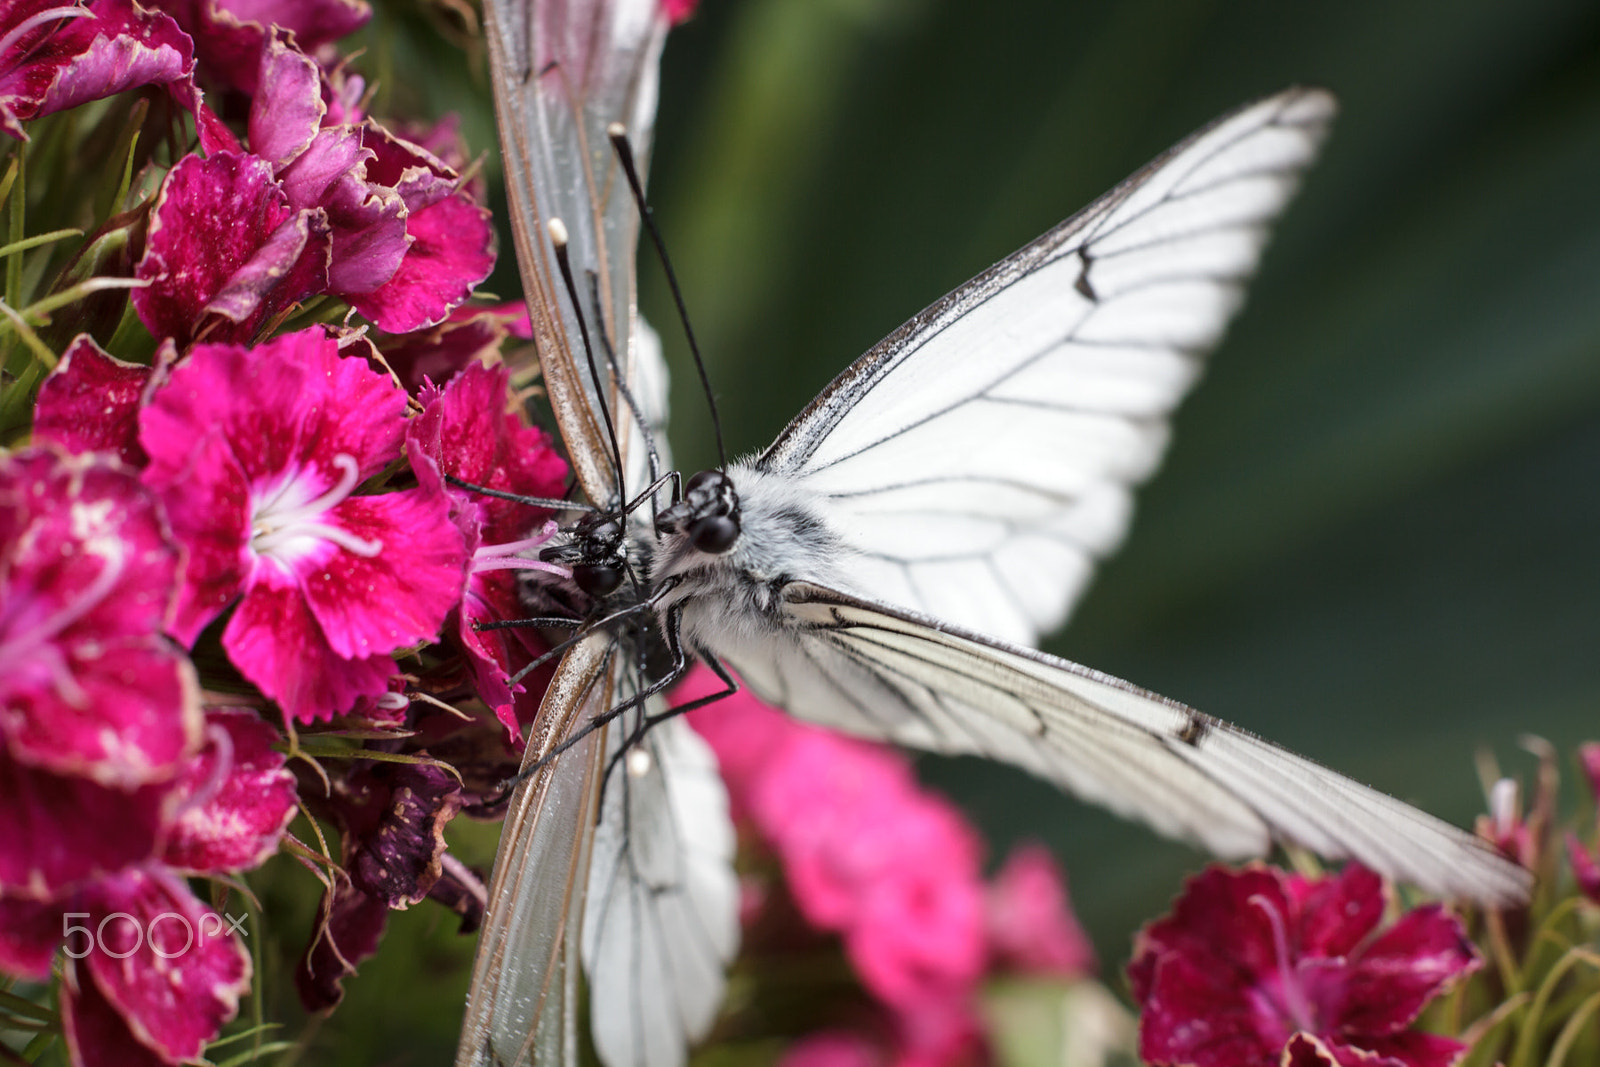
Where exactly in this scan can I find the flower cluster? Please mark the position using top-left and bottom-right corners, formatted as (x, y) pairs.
(682, 667), (1095, 1065)
(0, 0), (574, 1058)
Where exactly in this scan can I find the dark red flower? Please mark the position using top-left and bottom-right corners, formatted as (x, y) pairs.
(1128, 864), (1478, 1067)
(148, 0), (368, 94)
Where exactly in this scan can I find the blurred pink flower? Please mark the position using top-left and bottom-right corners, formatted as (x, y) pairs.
(688, 669), (987, 1009)
(984, 843), (1094, 978)
(0, 706), (291, 1064)
(1128, 864), (1477, 1067)
(138, 328), (468, 722)
(0, 449), (200, 796)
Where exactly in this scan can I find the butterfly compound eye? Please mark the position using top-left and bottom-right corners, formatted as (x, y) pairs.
(689, 515), (740, 554)
(573, 563), (623, 597)
(685, 470), (721, 495)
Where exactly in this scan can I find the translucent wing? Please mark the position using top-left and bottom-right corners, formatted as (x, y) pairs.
(457, 638), (610, 1067)
(731, 583), (1530, 904)
(759, 88), (1336, 646)
(483, 0), (667, 505)
(472, 5), (738, 1066)
(582, 705), (739, 1067)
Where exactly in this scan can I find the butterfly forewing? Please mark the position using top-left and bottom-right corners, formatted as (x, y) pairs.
(759, 88), (1337, 646)
(481, 0), (666, 504)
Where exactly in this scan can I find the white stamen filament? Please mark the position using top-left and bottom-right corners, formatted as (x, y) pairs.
(1249, 892), (1314, 1034)
(252, 453), (382, 559)
(0, 7), (93, 60)
(472, 521), (570, 578)
(1490, 777), (1519, 837)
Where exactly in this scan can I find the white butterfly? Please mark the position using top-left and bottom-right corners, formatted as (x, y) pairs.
(458, 2), (1533, 1065)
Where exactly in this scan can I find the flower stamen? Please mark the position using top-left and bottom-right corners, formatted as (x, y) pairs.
(1249, 892), (1314, 1034)
(251, 453), (383, 559)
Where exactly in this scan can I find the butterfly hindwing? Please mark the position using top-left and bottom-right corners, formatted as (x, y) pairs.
(763, 583), (1531, 904)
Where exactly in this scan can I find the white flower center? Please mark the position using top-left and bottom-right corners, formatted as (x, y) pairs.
(250, 453), (382, 565)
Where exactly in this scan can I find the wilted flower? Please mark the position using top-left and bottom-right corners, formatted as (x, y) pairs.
(0, 0), (197, 140)
(1128, 863), (1478, 1067)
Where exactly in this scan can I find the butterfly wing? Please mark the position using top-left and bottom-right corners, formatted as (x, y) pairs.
(483, 0), (666, 505)
(582, 702), (739, 1067)
(457, 637), (611, 1067)
(758, 88), (1336, 646)
(472, 4), (738, 1065)
(733, 583), (1529, 904)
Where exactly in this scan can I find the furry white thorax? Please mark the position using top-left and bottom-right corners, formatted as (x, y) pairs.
(647, 460), (851, 651)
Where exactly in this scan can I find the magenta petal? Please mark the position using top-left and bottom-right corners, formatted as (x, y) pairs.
(299, 480), (466, 661)
(0, 895), (66, 977)
(0, 748), (167, 898)
(247, 31), (323, 167)
(1136, 950), (1281, 1067)
(202, 205), (332, 335)
(1294, 864), (1385, 960)
(348, 192), (495, 332)
(380, 306), (517, 393)
(0, 450), (201, 783)
(295, 879), (387, 1011)
(62, 958), (170, 1067)
(223, 580), (398, 723)
(32, 337), (153, 466)
(162, 709), (297, 874)
(1355, 1032), (1466, 1067)
(85, 867), (251, 1062)
(0, 0), (194, 140)
(1338, 905), (1478, 1035)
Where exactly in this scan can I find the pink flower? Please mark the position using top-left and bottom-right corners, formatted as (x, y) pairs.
(0, 709), (289, 1063)
(0, 448), (200, 798)
(0, 867), (251, 1065)
(137, 328), (468, 722)
(984, 843), (1094, 978)
(407, 360), (569, 744)
(0, 0), (197, 140)
(1128, 864), (1478, 1067)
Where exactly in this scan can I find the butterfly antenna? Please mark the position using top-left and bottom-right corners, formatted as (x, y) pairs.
(549, 218), (628, 497)
(607, 122), (728, 472)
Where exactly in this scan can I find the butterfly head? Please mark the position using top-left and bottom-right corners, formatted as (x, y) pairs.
(539, 514), (628, 597)
(658, 469), (742, 555)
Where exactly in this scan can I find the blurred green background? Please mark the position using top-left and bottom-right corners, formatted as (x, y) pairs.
(292, 0), (1600, 1060)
